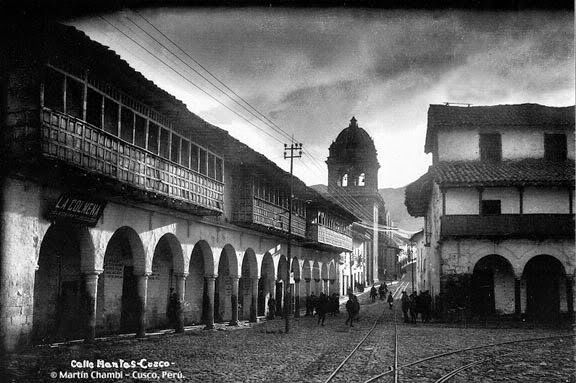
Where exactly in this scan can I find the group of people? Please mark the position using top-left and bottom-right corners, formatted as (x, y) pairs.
(370, 284), (395, 310)
(303, 291), (360, 327)
(401, 290), (432, 323)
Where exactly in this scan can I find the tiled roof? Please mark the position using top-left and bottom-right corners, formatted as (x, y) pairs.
(404, 159), (575, 217)
(433, 160), (575, 187)
(425, 104), (575, 153)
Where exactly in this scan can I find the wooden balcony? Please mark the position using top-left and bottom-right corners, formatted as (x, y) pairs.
(40, 108), (224, 215)
(232, 196), (306, 238)
(307, 224), (353, 252)
(441, 214), (575, 239)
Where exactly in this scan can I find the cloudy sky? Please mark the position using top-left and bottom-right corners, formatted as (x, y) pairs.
(70, 8), (574, 188)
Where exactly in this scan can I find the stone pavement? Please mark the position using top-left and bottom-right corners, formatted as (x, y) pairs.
(2, 287), (574, 383)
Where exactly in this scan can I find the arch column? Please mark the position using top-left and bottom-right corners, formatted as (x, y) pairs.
(514, 276), (522, 319)
(83, 271), (101, 342)
(250, 277), (259, 323)
(323, 279), (329, 294)
(204, 276), (216, 329)
(229, 276), (239, 326)
(175, 273), (187, 333)
(566, 275), (574, 322)
(294, 279), (301, 318)
(136, 273), (151, 338)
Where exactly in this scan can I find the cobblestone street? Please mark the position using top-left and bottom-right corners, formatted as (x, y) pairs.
(3, 291), (574, 383)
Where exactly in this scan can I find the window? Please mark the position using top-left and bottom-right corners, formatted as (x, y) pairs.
(44, 68), (64, 112)
(120, 107), (134, 143)
(103, 97), (119, 136)
(181, 139), (190, 168)
(342, 173), (348, 187)
(159, 128), (170, 159)
(66, 77), (84, 119)
(481, 200), (501, 215)
(358, 173), (365, 186)
(207, 153), (216, 179)
(86, 88), (102, 128)
(199, 148), (207, 175)
(134, 114), (147, 149)
(479, 133), (502, 162)
(190, 144), (199, 172)
(215, 157), (223, 182)
(544, 134), (567, 161)
(147, 122), (159, 154)
(171, 134), (180, 163)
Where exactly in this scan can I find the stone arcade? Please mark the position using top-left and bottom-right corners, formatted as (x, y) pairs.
(0, 21), (357, 352)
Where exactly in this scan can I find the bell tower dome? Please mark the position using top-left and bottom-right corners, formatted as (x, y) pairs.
(326, 117), (380, 196)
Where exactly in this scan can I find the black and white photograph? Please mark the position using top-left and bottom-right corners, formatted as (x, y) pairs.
(0, 1), (574, 382)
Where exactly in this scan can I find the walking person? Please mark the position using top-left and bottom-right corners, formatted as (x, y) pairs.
(370, 285), (377, 302)
(401, 291), (410, 322)
(166, 288), (181, 331)
(345, 294), (360, 327)
(267, 295), (276, 320)
(387, 291), (394, 310)
(316, 293), (329, 326)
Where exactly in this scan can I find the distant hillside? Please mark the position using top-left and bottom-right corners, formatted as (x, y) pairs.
(310, 184), (423, 232)
(379, 187), (423, 232)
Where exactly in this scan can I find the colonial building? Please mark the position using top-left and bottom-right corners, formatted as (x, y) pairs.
(0, 21), (356, 352)
(313, 117), (393, 291)
(405, 103), (575, 321)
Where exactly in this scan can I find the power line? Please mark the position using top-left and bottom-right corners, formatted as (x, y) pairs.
(99, 15), (384, 228)
(126, 11), (379, 222)
(98, 16), (286, 146)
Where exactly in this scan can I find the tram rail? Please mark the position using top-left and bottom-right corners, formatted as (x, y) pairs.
(323, 282), (571, 383)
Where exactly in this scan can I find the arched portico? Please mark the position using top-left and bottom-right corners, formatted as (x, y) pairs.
(185, 240), (213, 327)
(470, 254), (515, 316)
(97, 226), (146, 337)
(291, 257), (301, 317)
(258, 252), (275, 318)
(523, 255), (567, 322)
(240, 249), (259, 322)
(33, 224), (94, 343)
(215, 244), (239, 324)
(148, 234), (184, 330)
(321, 262), (329, 294)
(312, 261), (321, 294)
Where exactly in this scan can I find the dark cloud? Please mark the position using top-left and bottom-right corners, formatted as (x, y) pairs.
(71, 9), (574, 187)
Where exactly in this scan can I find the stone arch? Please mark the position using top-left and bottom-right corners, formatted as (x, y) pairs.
(147, 233), (184, 330)
(468, 245), (519, 276)
(312, 260), (321, 294)
(215, 244), (238, 322)
(240, 249), (258, 321)
(522, 254), (567, 322)
(329, 261), (337, 281)
(291, 257), (301, 281)
(185, 240), (213, 325)
(97, 226), (146, 335)
(517, 248), (569, 277)
(33, 223), (94, 342)
(321, 262), (329, 280)
(470, 254), (515, 316)
(275, 255), (289, 315)
(258, 252), (275, 317)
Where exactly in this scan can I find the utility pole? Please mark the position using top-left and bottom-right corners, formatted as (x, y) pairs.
(410, 241), (415, 294)
(283, 141), (302, 334)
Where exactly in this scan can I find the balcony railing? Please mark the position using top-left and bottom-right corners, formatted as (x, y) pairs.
(41, 108), (224, 214)
(441, 214), (575, 239)
(232, 196), (306, 238)
(307, 224), (353, 252)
